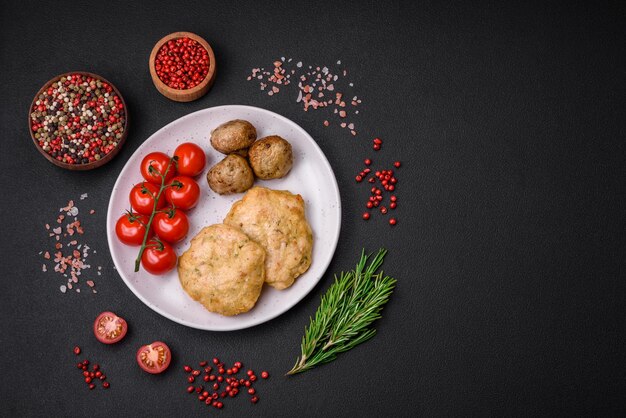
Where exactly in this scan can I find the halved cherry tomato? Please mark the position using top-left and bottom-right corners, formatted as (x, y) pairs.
(141, 240), (177, 275)
(115, 213), (152, 246)
(174, 142), (206, 177)
(153, 209), (189, 243)
(130, 182), (166, 215)
(94, 311), (128, 344)
(136, 341), (171, 374)
(165, 176), (200, 210)
(141, 152), (176, 184)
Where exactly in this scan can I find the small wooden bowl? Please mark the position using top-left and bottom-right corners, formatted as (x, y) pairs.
(28, 71), (129, 171)
(149, 32), (216, 102)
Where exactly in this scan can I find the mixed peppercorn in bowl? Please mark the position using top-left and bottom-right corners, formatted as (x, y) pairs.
(28, 72), (127, 170)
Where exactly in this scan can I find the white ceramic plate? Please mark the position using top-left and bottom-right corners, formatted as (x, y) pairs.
(107, 105), (341, 331)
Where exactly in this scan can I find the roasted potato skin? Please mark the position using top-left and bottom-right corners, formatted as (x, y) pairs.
(248, 135), (293, 180)
(210, 119), (257, 154)
(207, 154), (254, 195)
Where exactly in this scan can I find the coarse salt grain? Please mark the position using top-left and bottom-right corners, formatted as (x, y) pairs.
(40, 196), (100, 294)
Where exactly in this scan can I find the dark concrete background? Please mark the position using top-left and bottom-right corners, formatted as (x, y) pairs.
(1, 1), (625, 416)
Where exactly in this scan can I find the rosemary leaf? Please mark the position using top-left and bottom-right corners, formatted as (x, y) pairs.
(287, 249), (396, 375)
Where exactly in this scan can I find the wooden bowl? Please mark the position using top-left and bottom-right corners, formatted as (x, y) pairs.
(28, 71), (129, 171)
(149, 32), (216, 102)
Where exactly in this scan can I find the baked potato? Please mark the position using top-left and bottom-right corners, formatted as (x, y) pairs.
(207, 154), (254, 195)
(210, 119), (257, 155)
(248, 135), (293, 180)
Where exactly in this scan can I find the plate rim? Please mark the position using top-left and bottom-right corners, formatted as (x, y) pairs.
(106, 104), (341, 331)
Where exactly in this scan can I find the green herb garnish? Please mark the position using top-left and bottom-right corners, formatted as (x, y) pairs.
(288, 249), (396, 375)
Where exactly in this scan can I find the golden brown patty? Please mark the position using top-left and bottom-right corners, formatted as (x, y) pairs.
(178, 224), (266, 316)
(224, 186), (313, 290)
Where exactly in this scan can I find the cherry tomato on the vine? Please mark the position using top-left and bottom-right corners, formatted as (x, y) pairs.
(174, 143), (206, 177)
(130, 182), (166, 215)
(141, 239), (177, 275)
(165, 176), (200, 210)
(153, 209), (189, 243)
(115, 213), (152, 246)
(141, 152), (176, 184)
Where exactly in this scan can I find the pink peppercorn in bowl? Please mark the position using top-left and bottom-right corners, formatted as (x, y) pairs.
(28, 71), (128, 171)
(149, 31), (216, 102)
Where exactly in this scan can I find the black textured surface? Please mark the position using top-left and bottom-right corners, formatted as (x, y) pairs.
(1, 1), (625, 416)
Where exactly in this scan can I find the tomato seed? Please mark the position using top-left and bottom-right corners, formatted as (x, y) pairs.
(73, 346), (81, 355)
(250, 375), (257, 382)
(82, 360), (89, 366)
(196, 386), (203, 393)
(183, 365), (192, 373)
(188, 376), (195, 383)
(99, 375), (106, 380)
(380, 207), (388, 214)
(364, 159), (372, 165)
(251, 396), (259, 404)
(362, 212), (370, 220)
(76, 363), (83, 369)
(217, 376), (223, 382)
(355, 175), (363, 182)
(95, 371), (102, 378)
(85, 377), (92, 383)
(248, 388), (256, 395)
(373, 144), (381, 151)
(213, 383), (219, 390)
(212, 358), (220, 365)
(389, 218), (397, 225)
(203, 375), (210, 382)
(199, 361), (208, 367)
(187, 386), (194, 393)
(103, 382), (110, 389)
(390, 202), (397, 209)
(390, 195), (397, 202)
(88, 384), (95, 390)
(198, 395), (206, 401)
(217, 402), (223, 409)
(192, 370), (200, 376)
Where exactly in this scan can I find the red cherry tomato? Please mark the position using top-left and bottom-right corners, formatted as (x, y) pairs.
(141, 152), (176, 184)
(94, 311), (128, 344)
(174, 142), (206, 177)
(165, 176), (200, 210)
(141, 240), (177, 275)
(136, 341), (171, 374)
(130, 182), (166, 215)
(153, 209), (189, 243)
(115, 213), (152, 246)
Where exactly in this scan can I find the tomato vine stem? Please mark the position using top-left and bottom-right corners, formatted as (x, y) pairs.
(133, 157), (178, 272)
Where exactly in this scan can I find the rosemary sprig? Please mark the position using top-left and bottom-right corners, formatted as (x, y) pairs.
(287, 249), (396, 375)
